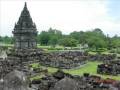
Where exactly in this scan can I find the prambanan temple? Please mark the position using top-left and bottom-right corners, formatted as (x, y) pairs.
(12, 2), (37, 49)
(10, 2), (88, 69)
(0, 2), (120, 90)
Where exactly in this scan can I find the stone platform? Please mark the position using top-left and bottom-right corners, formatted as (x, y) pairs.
(7, 49), (88, 69)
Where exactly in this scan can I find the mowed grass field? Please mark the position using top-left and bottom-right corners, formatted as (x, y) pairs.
(31, 61), (120, 80)
(64, 61), (101, 75)
(64, 61), (120, 80)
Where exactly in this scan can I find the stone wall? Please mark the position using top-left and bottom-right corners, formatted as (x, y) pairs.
(7, 49), (88, 69)
(7, 49), (117, 69)
(89, 54), (116, 62)
(39, 51), (88, 69)
(97, 60), (120, 75)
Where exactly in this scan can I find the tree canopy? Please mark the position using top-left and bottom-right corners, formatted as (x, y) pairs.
(0, 28), (120, 50)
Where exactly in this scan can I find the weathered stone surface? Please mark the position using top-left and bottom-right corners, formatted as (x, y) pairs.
(53, 69), (65, 79)
(52, 77), (79, 90)
(3, 70), (29, 90)
(7, 49), (88, 69)
(36, 70), (119, 90)
(97, 60), (120, 75)
(39, 51), (88, 69)
(89, 54), (116, 61)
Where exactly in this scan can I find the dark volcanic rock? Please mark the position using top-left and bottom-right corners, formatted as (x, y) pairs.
(36, 70), (119, 90)
(53, 69), (65, 79)
(97, 60), (120, 75)
(52, 77), (80, 90)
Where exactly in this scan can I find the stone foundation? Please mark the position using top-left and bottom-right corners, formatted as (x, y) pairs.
(39, 51), (88, 69)
(7, 49), (88, 69)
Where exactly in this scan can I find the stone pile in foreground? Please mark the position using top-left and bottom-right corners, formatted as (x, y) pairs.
(97, 60), (120, 75)
(0, 69), (120, 90)
(32, 70), (120, 90)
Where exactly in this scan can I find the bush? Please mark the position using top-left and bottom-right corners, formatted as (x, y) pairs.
(109, 49), (116, 53)
(47, 47), (63, 50)
(117, 49), (120, 54)
(110, 49), (120, 54)
(88, 48), (107, 53)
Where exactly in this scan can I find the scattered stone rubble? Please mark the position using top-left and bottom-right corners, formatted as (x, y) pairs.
(97, 60), (120, 75)
(0, 48), (119, 79)
(6, 48), (117, 70)
(89, 54), (116, 62)
(39, 51), (88, 69)
(0, 69), (120, 90)
(31, 70), (120, 90)
(0, 59), (13, 79)
(0, 48), (120, 90)
(3, 70), (30, 90)
(7, 49), (88, 69)
(0, 70), (33, 90)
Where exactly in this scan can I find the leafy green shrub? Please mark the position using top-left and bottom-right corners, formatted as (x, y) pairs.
(98, 48), (107, 52)
(109, 48), (120, 54)
(109, 49), (116, 53)
(88, 48), (107, 53)
(72, 47), (80, 50)
(117, 49), (120, 54)
(47, 47), (62, 50)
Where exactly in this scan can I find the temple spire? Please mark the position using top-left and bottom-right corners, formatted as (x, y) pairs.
(24, 2), (27, 10)
(25, 2), (27, 7)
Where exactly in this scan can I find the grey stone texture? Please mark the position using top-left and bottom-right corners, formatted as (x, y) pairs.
(3, 70), (29, 90)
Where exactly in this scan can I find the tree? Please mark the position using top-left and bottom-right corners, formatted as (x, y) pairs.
(0, 36), (13, 44)
(70, 31), (86, 44)
(106, 34), (112, 50)
(93, 28), (104, 35)
(59, 38), (78, 48)
(105, 35), (120, 54)
(48, 28), (62, 39)
(49, 36), (58, 47)
(87, 37), (107, 50)
(111, 35), (120, 49)
(0, 36), (3, 42)
(38, 31), (50, 45)
(37, 28), (62, 46)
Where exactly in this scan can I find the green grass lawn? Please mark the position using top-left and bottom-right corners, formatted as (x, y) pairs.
(31, 61), (120, 80)
(64, 61), (101, 75)
(64, 61), (120, 80)
(37, 45), (51, 49)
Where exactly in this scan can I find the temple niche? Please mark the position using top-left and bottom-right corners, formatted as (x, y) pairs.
(12, 2), (37, 49)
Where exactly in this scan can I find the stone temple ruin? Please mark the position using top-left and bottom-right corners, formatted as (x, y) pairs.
(0, 2), (120, 90)
(6, 2), (88, 70)
(97, 60), (120, 75)
(12, 2), (37, 49)
(32, 70), (120, 90)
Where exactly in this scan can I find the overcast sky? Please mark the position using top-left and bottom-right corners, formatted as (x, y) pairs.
(0, 0), (120, 37)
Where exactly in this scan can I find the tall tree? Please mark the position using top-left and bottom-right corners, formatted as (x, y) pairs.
(38, 31), (50, 45)
(59, 38), (78, 48)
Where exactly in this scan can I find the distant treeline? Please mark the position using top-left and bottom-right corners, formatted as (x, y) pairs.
(0, 28), (120, 50)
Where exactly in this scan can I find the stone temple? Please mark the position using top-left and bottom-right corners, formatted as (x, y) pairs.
(12, 2), (37, 49)
(0, 2), (120, 90)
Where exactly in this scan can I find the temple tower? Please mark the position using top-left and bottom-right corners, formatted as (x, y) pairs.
(13, 2), (37, 49)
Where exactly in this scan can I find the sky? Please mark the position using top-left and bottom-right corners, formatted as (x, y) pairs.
(0, 0), (120, 37)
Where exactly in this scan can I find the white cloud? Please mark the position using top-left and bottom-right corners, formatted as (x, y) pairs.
(0, 0), (120, 36)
